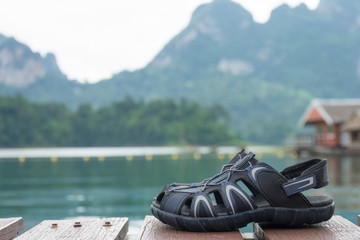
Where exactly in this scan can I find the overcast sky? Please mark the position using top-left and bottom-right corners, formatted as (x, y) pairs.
(0, 0), (319, 83)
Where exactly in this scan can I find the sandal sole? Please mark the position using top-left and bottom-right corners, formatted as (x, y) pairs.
(150, 202), (335, 232)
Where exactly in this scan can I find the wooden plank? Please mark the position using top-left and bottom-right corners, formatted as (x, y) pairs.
(125, 234), (138, 240)
(16, 217), (128, 240)
(137, 216), (244, 240)
(254, 215), (360, 240)
(0, 217), (23, 240)
(241, 232), (255, 240)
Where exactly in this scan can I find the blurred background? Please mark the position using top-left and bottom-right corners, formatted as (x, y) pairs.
(0, 0), (359, 234)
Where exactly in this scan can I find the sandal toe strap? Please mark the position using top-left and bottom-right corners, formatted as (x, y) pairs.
(190, 193), (216, 218)
(221, 182), (255, 214)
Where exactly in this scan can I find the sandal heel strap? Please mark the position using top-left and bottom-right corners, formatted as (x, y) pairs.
(282, 174), (317, 196)
(282, 159), (329, 196)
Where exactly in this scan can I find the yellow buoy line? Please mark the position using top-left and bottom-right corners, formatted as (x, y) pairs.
(15, 147), (290, 163)
(171, 153), (179, 160)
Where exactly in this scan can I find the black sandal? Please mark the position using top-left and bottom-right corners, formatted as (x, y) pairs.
(151, 152), (335, 232)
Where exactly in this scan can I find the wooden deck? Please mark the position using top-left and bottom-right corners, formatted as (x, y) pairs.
(16, 218), (128, 240)
(0, 217), (23, 240)
(2, 215), (359, 239)
(254, 215), (360, 240)
(136, 215), (244, 240)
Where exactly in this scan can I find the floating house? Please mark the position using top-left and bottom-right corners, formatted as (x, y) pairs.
(341, 111), (360, 149)
(297, 99), (360, 153)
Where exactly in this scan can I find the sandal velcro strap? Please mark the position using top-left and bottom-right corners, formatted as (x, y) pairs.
(281, 158), (329, 196)
(282, 174), (316, 196)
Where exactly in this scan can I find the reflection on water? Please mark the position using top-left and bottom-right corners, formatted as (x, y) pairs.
(327, 155), (360, 186)
(0, 152), (359, 233)
(320, 154), (360, 224)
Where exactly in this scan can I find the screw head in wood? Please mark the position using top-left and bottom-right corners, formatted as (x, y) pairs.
(51, 223), (58, 228)
(74, 222), (82, 227)
(103, 221), (112, 227)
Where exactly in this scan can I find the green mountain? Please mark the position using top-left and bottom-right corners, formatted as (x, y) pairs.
(0, 34), (84, 104)
(1, 0), (360, 143)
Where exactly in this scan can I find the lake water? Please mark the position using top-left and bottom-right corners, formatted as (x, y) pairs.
(0, 150), (359, 234)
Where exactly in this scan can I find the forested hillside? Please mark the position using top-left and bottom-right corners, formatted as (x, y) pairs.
(0, 95), (238, 147)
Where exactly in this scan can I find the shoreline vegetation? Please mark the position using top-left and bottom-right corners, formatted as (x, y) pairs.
(0, 95), (242, 148)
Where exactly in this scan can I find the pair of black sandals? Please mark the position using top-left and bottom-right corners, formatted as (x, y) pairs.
(151, 150), (335, 232)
